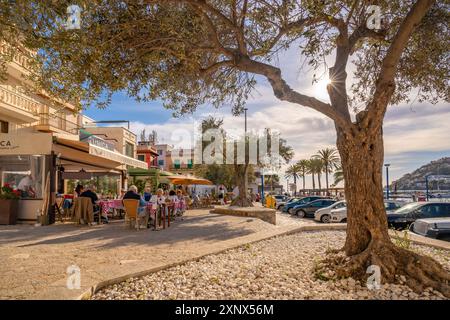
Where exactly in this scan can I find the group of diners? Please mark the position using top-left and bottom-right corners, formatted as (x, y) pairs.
(71, 184), (187, 228)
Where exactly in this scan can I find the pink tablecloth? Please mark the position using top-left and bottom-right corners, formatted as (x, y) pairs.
(99, 200), (124, 216)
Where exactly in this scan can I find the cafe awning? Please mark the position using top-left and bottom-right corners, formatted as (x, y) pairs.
(53, 138), (122, 170)
(54, 137), (148, 170)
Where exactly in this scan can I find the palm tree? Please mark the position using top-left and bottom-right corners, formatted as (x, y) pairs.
(285, 164), (301, 195)
(309, 158), (324, 194)
(296, 159), (309, 194)
(314, 148), (340, 193)
(332, 164), (344, 187)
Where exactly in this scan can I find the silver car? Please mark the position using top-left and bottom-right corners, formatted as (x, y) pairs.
(410, 218), (450, 240)
(330, 200), (408, 223)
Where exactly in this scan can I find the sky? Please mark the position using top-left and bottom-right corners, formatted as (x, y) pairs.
(84, 47), (450, 190)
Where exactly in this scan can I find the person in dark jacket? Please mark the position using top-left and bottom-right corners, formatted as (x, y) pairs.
(123, 185), (147, 210)
(123, 185), (148, 228)
(80, 185), (98, 205)
(80, 185), (103, 221)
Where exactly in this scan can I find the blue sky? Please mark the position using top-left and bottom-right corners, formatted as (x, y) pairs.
(84, 47), (450, 189)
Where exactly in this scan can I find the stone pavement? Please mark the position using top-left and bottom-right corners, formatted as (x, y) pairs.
(0, 209), (330, 300)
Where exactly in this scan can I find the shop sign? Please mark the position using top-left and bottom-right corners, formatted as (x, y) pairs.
(0, 133), (52, 155)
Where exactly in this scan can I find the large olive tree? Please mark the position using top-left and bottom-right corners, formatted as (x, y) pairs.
(2, 0), (449, 294)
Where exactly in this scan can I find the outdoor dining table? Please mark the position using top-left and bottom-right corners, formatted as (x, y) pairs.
(98, 199), (124, 223)
(146, 203), (174, 230)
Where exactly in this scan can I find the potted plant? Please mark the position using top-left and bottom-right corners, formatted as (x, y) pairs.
(0, 183), (20, 225)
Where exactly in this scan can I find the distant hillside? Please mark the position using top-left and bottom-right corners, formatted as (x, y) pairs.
(393, 157), (450, 190)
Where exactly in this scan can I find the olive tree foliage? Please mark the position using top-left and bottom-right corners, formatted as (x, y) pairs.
(1, 0), (448, 116)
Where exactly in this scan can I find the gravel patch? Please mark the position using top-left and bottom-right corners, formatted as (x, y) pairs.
(92, 230), (449, 300)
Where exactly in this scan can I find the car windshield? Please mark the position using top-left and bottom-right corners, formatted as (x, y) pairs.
(393, 202), (422, 214)
(334, 201), (346, 208)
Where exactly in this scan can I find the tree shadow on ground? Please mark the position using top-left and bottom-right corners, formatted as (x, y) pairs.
(6, 212), (266, 250)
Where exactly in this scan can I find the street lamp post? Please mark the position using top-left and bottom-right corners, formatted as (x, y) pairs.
(385, 164), (390, 200)
(243, 107), (249, 203)
(261, 169), (265, 206)
(244, 108), (248, 134)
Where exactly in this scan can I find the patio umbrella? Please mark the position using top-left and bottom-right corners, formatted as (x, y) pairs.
(166, 175), (213, 185)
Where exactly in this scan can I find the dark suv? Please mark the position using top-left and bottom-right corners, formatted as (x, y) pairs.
(387, 202), (450, 229)
(294, 199), (337, 218)
(282, 196), (328, 214)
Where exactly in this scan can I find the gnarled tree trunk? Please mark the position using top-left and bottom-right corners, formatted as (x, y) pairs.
(331, 123), (450, 296)
(231, 164), (253, 207)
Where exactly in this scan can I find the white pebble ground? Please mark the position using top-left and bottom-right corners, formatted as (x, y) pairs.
(92, 230), (449, 300)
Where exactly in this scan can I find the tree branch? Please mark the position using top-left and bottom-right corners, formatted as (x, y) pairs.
(234, 56), (352, 129)
(349, 25), (386, 52)
(363, 0), (436, 127)
(250, 17), (319, 57)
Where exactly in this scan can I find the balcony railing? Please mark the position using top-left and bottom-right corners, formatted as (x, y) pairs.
(0, 86), (41, 115)
(38, 113), (80, 135)
(0, 43), (32, 70)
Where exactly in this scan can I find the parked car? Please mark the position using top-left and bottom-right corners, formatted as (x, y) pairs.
(282, 196), (327, 214)
(276, 197), (301, 211)
(410, 218), (450, 241)
(330, 200), (408, 223)
(294, 199), (337, 218)
(273, 194), (288, 207)
(314, 200), (346, 223)
(387, 202), (450, 229)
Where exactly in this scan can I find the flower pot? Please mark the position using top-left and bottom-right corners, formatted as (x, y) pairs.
(0, 199), (18, 225)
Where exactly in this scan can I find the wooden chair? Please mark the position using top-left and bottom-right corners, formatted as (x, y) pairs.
(122, 199), (141, 230)
(54, 197), (64, 222)
(72, 197), (94, 225)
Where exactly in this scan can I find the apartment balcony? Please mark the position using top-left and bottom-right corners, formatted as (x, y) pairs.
(0, 43), (32, 79)
(0, 86), (41, 123)
(35, 113), (81, 135)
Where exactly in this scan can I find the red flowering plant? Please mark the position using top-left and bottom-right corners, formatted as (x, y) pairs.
(0, 183), (20, 200)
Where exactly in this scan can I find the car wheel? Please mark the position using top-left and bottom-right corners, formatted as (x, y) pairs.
(278, 205), (284, 211)
(341, 218), (347, 223)
(288, 208), (294, 215)
(320, 214), (331, 223)
(297, 210), (306, 218)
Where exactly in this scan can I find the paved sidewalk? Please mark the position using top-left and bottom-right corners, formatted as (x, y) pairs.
(0, 209), (323, 300)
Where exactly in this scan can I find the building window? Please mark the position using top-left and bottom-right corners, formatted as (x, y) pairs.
(174, 159), (180, 169)
(158, 160), (164, 166)
(0, 120), (8, 133)
(157, 149), (163, 155)
(137, 155), (145, 161)
(125, 142), (134, 158)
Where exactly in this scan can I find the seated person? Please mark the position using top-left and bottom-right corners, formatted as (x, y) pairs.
(175, 189), (186, 216)
(149, 188), (168, 221)
(80, 185), (98, 205)
(123, 185), (147, 228)
(168, 190), (177, 203)
(80, 185), (105, 222)
(74, 184), (84, 197)
(18, 174), (36, 198)
(143, 187), (152, 202)
(149, 188), (166, 205)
